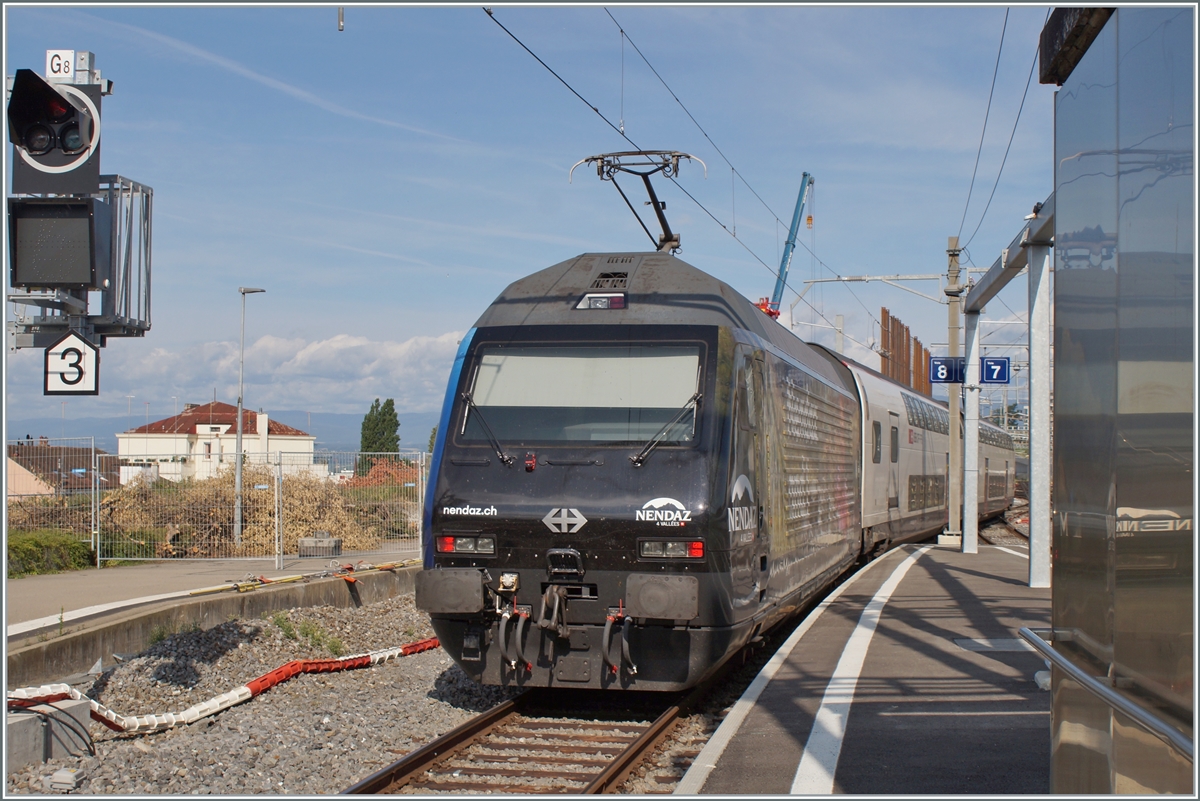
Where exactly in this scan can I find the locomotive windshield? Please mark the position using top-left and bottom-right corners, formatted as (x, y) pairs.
(462, 344), (701, 444)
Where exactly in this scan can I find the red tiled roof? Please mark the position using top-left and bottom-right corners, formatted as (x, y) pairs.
(126, 402), (310, 437)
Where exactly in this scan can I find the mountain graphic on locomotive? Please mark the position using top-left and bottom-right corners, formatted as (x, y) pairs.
(415, 250), (1016, 691)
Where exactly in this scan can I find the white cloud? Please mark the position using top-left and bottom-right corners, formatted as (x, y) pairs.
(4, 331), (465, 419)
(71, 11), (464, 142)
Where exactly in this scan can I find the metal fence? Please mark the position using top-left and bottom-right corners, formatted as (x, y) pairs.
(6, 437), (106, 553)
(5, 442), (427, 563)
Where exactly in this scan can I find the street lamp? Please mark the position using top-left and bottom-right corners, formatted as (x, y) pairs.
(234, 287), (265, 546)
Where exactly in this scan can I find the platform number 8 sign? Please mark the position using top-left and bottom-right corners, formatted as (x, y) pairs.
(44, 332), (100, 395)
(929, 356), (964, 384)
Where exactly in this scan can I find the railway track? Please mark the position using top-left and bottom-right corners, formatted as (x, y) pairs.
(979, 508), (1030, 546)
(343, 685), (711, 794)
(346, 520), (1033, 795)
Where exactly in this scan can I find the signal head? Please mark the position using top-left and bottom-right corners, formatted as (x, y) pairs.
(7, 68), (102, 194)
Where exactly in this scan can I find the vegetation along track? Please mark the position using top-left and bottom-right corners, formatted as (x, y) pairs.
(342, 685), (711, 794)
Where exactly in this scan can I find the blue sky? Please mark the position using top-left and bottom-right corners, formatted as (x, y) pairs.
(4, 4), (1054, 428)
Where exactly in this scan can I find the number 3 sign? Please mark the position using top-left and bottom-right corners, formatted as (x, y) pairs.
(44, 332), (100, 395)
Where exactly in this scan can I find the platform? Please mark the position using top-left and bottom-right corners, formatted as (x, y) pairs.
(678, 542), (1050, 795)
(5, 548), (420, 637)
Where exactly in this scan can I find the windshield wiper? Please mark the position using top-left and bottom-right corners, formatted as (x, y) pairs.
(629, 392), (701, 467)
(461, 392), (515, 466)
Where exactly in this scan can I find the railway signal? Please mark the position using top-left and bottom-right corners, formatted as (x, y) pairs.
(7, 63), (105, 195)
(7, 50), (153, 396)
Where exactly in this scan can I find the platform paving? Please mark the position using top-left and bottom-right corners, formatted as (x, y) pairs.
(679, 542), (1050, 795)
(5, 548), (420, 634)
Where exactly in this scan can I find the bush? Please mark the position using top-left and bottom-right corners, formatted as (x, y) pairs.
(7, 529), (95, 578)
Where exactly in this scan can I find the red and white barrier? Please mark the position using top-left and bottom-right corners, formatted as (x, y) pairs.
(7, 638), (439, 734)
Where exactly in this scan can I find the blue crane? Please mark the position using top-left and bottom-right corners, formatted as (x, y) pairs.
(758, 172), (814, 319)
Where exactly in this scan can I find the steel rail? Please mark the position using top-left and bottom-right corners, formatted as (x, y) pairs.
(1018, 627), (1193, 763)
(1001, 516), (1029, 541)
(583, 648), (738, 792)
(340, 692), (528, 794)
(582, 699), (682, 793)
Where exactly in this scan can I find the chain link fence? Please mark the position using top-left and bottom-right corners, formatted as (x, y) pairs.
(6, 441), (426, 563)
(6, 437), (109, 553)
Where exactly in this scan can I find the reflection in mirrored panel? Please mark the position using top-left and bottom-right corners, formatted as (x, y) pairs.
(1051, 7), (1193, 794)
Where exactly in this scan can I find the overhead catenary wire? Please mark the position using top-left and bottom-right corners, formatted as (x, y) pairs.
(958, 8), (1009, 241)
(961, 10), (1050, 250)
(602, 7), (881, 330)
(484, 6), (868, 345)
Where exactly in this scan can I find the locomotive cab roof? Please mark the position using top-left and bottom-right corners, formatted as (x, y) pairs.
(472, 251), (851, 392)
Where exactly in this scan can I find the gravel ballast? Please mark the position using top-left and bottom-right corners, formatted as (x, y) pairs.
(5, 595), (517, 795)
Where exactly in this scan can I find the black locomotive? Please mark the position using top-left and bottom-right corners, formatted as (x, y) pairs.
(415, 251), (1014, 691)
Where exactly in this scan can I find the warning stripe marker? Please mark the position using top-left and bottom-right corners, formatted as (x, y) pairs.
(7, 638), (439, 734)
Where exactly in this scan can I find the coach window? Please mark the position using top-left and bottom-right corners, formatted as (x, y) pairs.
(890, 425), (899, 463)
(872, 421), (881, 463)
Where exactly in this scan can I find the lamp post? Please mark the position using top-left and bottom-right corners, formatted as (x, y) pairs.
(234, 287), (265, 545)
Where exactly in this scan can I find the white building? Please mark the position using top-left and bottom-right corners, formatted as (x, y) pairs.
(116, 401), (325, 482)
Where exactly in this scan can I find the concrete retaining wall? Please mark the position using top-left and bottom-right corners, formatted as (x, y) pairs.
(7, 699), (92, 770)
(6, 566), (420, 690)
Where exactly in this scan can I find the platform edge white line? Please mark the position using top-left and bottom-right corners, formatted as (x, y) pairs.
(789, 545), (930, 794)
(673, 545), (923, 795)
(994, 545), (1030, 560)
(6, 590), (197, 637)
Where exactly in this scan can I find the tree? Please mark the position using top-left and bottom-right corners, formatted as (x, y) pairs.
(428, 425), (438, 454)
(358, 399), (400, 474)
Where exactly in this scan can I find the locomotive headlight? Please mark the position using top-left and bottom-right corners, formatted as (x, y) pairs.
(436, 535), (496, 555)
(576, 292), (626, 310)
(639, 540), (705, 559)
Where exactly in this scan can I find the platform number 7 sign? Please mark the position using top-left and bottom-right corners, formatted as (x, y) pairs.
(980, 357), (1011, 384)
(44, 331), (100, 395)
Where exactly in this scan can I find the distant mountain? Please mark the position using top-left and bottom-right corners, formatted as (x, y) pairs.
(5, 410), (441, 454)
(5, 416), (125, 453)
(272, 410), (440, 453)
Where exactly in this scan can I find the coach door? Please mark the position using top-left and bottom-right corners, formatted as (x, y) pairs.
(887, 411), (901, 516)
